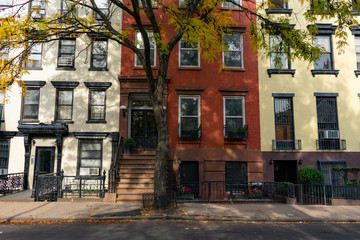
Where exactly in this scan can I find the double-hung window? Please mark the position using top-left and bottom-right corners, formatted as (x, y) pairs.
(224, 97), (246, 139)
(179, 96), (200, 138)
(135, 31), (156, 67)
(22, 89), (40, 120)
(56, 89), (73, 121)
(0, 0), (13, 18)
(314, 35), (333, 70)
(316, 95), (342, 150)
(93, 0), (108, 21)
(355, 36), (360, 70)
(90, 40), (108, 70)
(29, 0), (46, 20)
(139, 0), (157, 7)
(270, 35), (289, 69)
(0, 47), (9, 61)
(0, 140), (9, 175)
(26, 43), (42, 69)
(223, 33), (243, 68)
(274, 96), (295, 150)
(222, 0), (241, 8)
(78, 140), (102, 176)
(57, 39), (76, 68)
(89, 90), (106, 121)
(179, 39), (199, 67)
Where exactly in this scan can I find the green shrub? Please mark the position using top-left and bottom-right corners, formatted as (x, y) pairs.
(299, 167), (324, 184)
(124, 137), (136, 148)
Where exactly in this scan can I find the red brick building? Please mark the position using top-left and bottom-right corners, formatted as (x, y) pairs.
(118, 1), (261, 198)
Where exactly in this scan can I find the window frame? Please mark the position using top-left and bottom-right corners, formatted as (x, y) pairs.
(29, 0), (46, 20)
(222, 0), (241, 8)
(222, 33), (244, 69)
(223, 96), (245, 138)
(178, 95), (201, 138)
(26, 42), (43, 69)
(77, 139), (103, 176)
(88, 89), (106, 122)
(355, 36), (360, 70)
(269, 35), (290, 70)
(0, 140), (9, 175)
(55, 89), (74, 121)
(57, 38), (76, 69)
(179, 38), (200, 67)
(21, 88), (40, 121)
(313, 35), (334, 70)
(0, 47), (9, 61)
(134, 30), (156, 67)
(90, 39), (108, 70)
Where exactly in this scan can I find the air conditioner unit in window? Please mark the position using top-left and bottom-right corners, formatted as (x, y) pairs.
(58, 57), (73, 67)
(320, 130), (340, 139)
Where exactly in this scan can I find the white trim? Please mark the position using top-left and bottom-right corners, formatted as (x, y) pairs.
(134, 31), (156, 67)
(223, 96), (245, 136)
(178, 95), (201, 137)
(178, 38), (200, 67)
(222, 33), (243, 68)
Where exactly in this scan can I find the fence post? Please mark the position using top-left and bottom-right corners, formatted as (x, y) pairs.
(208, 182), (211, 203)
(300, 184), (303, 205)
(31, 170), (39, 199)
(102, 170), (106, 198)
(79, 177), (82, 198)
(59, 170), (64, 198)
(323, 184), (326, 205)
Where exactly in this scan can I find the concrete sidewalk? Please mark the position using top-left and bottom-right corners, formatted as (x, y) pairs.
(0, 199), (360, 222)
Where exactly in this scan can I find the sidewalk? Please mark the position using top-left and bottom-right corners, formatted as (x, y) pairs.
(1, 192), (360, 222)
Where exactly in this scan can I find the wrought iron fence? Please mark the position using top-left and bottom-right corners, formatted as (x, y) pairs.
(224, 125), (248, 139)
(62, 172), (106, 198)
(316, 139), (346, 150)
(331, 185), (360, 199)
(34, 172), (62, 202)
(0, 172), (26, 195)
(272, 139), (302, 150)
(108, 136), (124, 193)
(179, 124), (201, 138)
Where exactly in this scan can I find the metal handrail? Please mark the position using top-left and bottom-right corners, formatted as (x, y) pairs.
(108, 136), (124, 193)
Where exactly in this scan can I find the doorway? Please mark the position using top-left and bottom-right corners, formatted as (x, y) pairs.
(274, 160), (297, 183)
(34, 147), (55, 175)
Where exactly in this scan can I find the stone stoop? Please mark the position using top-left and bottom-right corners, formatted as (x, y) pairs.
(115, 152), (156, 203)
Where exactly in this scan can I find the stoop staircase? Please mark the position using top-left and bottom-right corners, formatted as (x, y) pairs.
(115, 151), (156, 203)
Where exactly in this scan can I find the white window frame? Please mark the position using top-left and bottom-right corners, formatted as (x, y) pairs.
(90, 39), (108, 69)
(178, 95), (201, 137)
(222, 0), (242, 8)
(179, 38), (200, 67)
(222, 33), (243, 68)
(26, 43), (43, 69)
(135, 30), (156, 67)
(78, 139), (102, 176)
(313, 35), (333, 70)
(269, 35), (289, 69)
(355, 36), (360, 70)
(223, 96), (245, 136)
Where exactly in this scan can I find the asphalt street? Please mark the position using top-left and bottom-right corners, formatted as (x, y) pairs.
(1, 221), (360, 240)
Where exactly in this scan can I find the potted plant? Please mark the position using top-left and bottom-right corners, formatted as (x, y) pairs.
(228, 126), (248, 138)
(124, 137), (136, 154)
(177, 185), (194, 199)
(246, 188), (263, 199)
(182, 125), (201, 138)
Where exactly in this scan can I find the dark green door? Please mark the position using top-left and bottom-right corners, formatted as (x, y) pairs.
(131, 110), (157, 149)
(35, 147), (55, 175)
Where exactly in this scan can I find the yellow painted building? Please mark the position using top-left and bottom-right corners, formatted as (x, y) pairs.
(259, 0), (360, 185)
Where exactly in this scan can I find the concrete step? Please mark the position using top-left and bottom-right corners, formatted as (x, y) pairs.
(119, 163), (155, 168)
(116, 188), (154, 194)
(119, 173), (154, 178)
(119, 168), (154, 174)
(117, 183), (154, 188)
(122, 154), (156, 160)
(120, 159), (155, 164)
(119, 178), (154, 184)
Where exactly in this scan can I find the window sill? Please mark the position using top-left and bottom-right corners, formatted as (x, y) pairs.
(18, 120), (40, 124)
(265, 9), (292, 16)
(178, 66), (202, 71)
(52, 120), (74, 124)
(311, 69), (339, 77)
(355, 70), (360, 77)
(88, 68), (109, 71)
(220, 7), (243, 11)
(25, 67), (43, 70)
(86, 120), (107, 124)
(267, 69), (295, 78)
(56, 67), (76, 71)
(224, 137), (248, 142)
(133, 66), (157, 70)
(222, 68), (245, 72)
(178, 137), (201, 143)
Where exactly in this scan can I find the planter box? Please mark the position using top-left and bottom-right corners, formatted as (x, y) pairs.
(286, 197), (297, 205)
(247, 193), (263, 199)
(177, 194), (195, 199)
(331, 199), (360, 205)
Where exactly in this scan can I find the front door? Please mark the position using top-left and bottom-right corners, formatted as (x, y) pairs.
(131, 110), (157, 149)
(274, 160), (297, 183)
(35, 147), (55, 175)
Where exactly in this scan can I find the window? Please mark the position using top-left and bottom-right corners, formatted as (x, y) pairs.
(270, 35), (289, 69)
(93, 0), (108, 21)
(139, 0), (157, 7)
(55, 89), (73, 121)
(22, 89), (40, 120)
(57, 39), (75, 68)
(26, 43), (42, 69)
(0, 140), (9, 175)
(0, 0), (12, 6)
(90, 40), (108, 69)
(225, 161), (248, 191)
(274, 97), (295, 150)
(61, 0), (76, 16)
(272, 0), (287, 9)
(0, 47), (9, 61)
(89, 90), (106, 121)
(179, 96), (200, 138)
(355, 36), (360, 70)
(314, 35), (333, 70)
(318, 160), (346, 186)
(78, 140), (102, 176)
(0, 93), (5, 121)
(316, 96), (341, 150)
(222, 0), (241, 8)
(135, 31), (156, 67)
(223, 33), (243, 68)
(29, 0), (46, 20)
(224, 97), (247, 139)
(179, 39), (199, 67)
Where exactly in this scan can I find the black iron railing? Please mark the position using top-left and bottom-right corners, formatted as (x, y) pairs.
(224, 125), (248, 139)
(62, 171), (106, 198)
(316, 139), (346, 150)
(272, 139), (302, 150)
(179, 124), (201, 138)
(108, 136), (124, 193)
(0, 172), (26, 195)
(34, 172), (63, 202)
